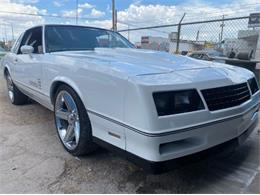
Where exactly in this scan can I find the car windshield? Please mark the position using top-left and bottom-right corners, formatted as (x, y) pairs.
(207, 51), (224, 57)
(45, 25), (134, 52)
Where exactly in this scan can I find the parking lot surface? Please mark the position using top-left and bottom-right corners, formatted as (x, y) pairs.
(0, 75), (259, 193)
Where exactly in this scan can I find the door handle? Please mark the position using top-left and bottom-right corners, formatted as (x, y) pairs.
(14, 58), (18, 63)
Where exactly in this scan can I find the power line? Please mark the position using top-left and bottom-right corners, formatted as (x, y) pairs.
(117, 10), (252, 31)
(118, 15), (249, 32)
(0, 10), (108, 21)
(118, 20), (170, 34)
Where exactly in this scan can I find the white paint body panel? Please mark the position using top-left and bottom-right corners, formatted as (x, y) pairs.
(1, 25), (260, 162)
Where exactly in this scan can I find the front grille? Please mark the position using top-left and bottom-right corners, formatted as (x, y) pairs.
(201, 83), (251, 111)
(248, 77), (259, 95)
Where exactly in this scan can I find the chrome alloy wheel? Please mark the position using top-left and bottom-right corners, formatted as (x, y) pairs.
(55, 91), (80, 150)
(6, 74), (14, 102)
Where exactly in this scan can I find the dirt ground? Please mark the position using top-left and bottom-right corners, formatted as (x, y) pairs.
(0, 75), (259, 193)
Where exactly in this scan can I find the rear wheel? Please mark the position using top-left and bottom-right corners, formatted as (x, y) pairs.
(5, 72), (28, 105)
(54, 85), (97, 156)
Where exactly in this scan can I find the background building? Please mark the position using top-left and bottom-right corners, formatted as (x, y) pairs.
(224, 30), (260, 59)
(140, 36), (169, 51)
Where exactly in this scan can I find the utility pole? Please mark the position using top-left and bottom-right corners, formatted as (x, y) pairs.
(220, 15), (225, 42)
(115, 9), (117, 30)
(196, 30), (200, 42)
(112, 0), (117, 31)
(4, 24), (7, 43)
(176, 13), (186, 54)
(11, 23), (14, 41)
(127, 25), (130, 40)
(76, 0), (78, 25)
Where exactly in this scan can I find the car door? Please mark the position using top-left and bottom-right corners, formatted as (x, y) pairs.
(14, 26), (44, 94)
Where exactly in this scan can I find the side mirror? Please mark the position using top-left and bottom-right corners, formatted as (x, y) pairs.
(21, 45), (34, 54)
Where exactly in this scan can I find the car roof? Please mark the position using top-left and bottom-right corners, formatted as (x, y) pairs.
(25, 24), (111, 32)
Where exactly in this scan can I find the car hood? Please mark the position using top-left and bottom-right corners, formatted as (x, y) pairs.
(52, 48), (253, 84)
(52, 48), (214, 74)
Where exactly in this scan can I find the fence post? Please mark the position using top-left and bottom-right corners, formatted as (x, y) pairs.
(176, 24), (181, 54)
(176, 13), (186, 54)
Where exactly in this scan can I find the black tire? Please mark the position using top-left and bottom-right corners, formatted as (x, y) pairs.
(54, 84), (97, 156)
(5, 72), (28, 105)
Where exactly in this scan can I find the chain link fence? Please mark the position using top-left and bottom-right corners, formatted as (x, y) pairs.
(1, 12), (260, 62)
(118, 15), (260, 61)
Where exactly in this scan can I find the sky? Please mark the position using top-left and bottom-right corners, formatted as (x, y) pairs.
(0, 0), (260, 42)
(6, 0), (249, 17)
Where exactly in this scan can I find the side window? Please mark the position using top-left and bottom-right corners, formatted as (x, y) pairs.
(18, 27), (43, 54)
(96, 33), (129, 48)
(191, 54), (201, 59)
(96, 34), (109, 47)
(201, 54), (210, 61)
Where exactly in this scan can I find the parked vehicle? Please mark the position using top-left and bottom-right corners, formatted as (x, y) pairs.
(0, 46), (7, 59)
(1, 25), (259, 171)
(189, 50), (226, 63)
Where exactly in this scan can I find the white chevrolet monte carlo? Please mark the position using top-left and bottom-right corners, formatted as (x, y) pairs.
(1, 25), (260, 170)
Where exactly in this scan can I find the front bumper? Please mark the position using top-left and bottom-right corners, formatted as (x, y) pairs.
(94, 107), (258, 173)
(145, 119), (257, 173)
(125, 103), (259, 162)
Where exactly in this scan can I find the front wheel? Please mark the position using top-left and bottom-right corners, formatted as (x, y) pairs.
(5, 72), (28, 105)
(54, 85), (97, 156)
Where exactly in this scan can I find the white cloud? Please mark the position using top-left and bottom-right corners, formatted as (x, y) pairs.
(133, 0), (143, 5)
(83, 19), (127, 32)
(118, 4), (177, 25)
(85, 19), (111, 29)
(61, 3), (101, 19)
(79, 3), (94, 9)
(90, 8), (105, 18)
(1, 0), (260, 44)
(53, 1), (63, 7)
(0, 0), (44, 40)
(11, 0), (39, 4)
(38, 9), (48, 15)
(117, 0), (260, 26)
(116, 0), (260, 42)
(62, 8), (83, 17)
(106, 4), (111, 12)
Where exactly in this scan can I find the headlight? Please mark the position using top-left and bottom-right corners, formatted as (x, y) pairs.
(248, 77), (259, 95)
(153, 89), (205, 116)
